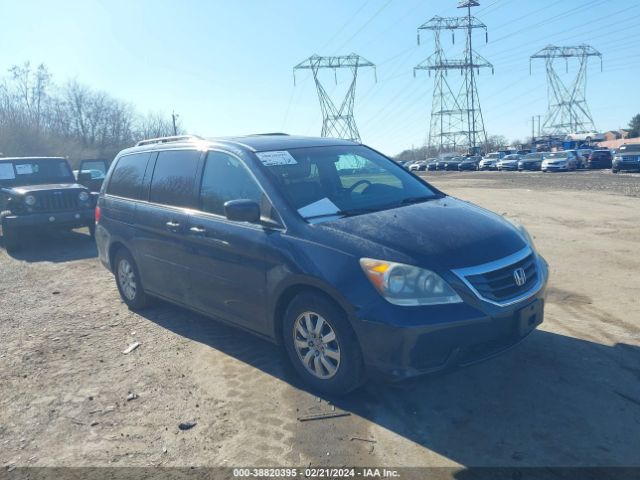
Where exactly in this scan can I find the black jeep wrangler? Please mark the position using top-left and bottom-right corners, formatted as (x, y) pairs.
(0, 157), (97, 252)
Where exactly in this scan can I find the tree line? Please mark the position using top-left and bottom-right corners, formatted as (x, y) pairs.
(0, 62), (182, 168)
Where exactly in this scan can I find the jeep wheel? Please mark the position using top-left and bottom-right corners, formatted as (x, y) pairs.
(114, 249), (150, 310)
(1, 214), (20, 252)
(283, 292), (364, 395)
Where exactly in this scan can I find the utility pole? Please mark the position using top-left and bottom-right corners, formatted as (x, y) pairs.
(531, 116), (535, 146)
(415, 1), (493, 155)
(530, 45), (602, 137)
(171, 111), (179, 136)
(293, 54), (376, 142)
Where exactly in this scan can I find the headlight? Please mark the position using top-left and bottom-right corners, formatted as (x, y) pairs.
(359, 258), (462, 306)
(24, 194), (36, 206)
(78, 191), (90, 202)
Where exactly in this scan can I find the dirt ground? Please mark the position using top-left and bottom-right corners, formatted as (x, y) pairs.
(1, 170), (639, 471)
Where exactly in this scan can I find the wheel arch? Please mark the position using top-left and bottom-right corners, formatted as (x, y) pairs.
(271, 280), (357, 346)
(108, 240), (128, 271)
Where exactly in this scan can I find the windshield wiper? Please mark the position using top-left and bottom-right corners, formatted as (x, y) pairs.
(399, 195), (439, 205)
(304, 207), (378, 221)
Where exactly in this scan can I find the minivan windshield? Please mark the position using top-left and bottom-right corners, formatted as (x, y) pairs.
(0, 159), (75, 187)
(259, 145), (441, 221)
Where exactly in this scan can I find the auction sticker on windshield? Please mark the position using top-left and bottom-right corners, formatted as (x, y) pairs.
(0, 163), (16, 180)
(255, 150), (298, 166)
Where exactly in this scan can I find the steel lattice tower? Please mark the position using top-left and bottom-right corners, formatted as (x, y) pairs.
(294, 54), (376, 142)
(530, 45), (602, 136)
(415, 1), (492, 153)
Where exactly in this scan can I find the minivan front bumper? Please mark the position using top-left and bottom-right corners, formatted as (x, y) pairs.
(351, 254), (549, 381)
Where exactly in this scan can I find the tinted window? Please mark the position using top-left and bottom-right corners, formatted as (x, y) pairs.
(106, 153), (150, 199)
(199, 151), (262, 216)
(149, 150), (200, 207)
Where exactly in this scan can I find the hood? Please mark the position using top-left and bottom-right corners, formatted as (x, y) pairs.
(3, 183), (87, 194)
(314, 197), (527, 271)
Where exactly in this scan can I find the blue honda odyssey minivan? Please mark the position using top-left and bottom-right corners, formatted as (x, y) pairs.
(96, 134), (548, 394)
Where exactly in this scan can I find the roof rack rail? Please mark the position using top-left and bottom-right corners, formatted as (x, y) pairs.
(248, 132), (290, 136)
(135, 134), (204, 147)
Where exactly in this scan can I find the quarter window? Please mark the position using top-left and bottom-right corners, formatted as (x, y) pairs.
(149, 150), (201, 207)
(106, 153), (150, 200)
(199, 151), (262, 216)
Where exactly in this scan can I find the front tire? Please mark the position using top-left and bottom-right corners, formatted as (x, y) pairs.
(114, 249), (150, 310)
(283, 292), (364, 395)
(1, 214), (20, 252)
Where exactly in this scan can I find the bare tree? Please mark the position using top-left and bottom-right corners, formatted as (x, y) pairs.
(137, 111), (183, 140)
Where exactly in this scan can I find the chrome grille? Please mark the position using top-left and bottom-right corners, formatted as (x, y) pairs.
(453, 247), (541, 306)
(465, 254), (537, 302)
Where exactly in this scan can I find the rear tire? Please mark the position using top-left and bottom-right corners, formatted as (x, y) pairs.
(1, 214), (20, 252)
(114, 249), (150, 310)
(283, 292), (365, 395)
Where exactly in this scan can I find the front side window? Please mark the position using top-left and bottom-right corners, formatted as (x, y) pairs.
(149, 150), (201, 207)
(199, 151), (263, 216)
(106, 153), (150, 199)
(260, 145), (439, 221)
(79, 160), (107, 179)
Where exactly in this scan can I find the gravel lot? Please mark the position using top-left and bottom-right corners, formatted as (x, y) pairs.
(1, 170), (639, 471)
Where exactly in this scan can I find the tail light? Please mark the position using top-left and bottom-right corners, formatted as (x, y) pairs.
(95, 205), (101, 224)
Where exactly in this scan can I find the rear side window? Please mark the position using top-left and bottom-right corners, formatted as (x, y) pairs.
(149, 150), (201, 208)
(199, 151), (262, 216)
(106, 153), (150, 199)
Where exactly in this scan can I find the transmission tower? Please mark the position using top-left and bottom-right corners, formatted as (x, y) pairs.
(415, 1), (492, 154)
(530, 45), (602, 136)
(294, 54), (376, 142)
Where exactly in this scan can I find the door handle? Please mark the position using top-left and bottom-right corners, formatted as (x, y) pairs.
(165, 220), (181, 232)
(189, 226), (207, 236)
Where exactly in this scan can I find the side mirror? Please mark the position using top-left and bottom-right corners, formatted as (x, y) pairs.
(224, 199), (260, 223)
(77, 172), (92, 182)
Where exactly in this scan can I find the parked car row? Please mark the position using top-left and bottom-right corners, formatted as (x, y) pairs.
(400, 147), (633, 174)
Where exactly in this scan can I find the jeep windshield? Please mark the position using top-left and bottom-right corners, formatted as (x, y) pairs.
(618, 144), (640, 153)
(0, 158), (75, 187)
(259, 145), (442, 221)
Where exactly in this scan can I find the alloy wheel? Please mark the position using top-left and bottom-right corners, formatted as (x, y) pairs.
(118, 258), (137, 301)
(293, 311), (341, 379)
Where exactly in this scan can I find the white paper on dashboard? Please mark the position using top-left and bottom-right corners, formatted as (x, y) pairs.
(297, 197), (340, 218)
(0, 163), (16, 180)
(255, 150), (298, 166)
(15, 164), (33, 174)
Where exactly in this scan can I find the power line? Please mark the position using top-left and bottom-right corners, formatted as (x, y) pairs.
(334, 0), (394, 54)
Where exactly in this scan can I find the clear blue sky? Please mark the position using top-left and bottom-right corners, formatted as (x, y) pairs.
(1, 0), (638, 155)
